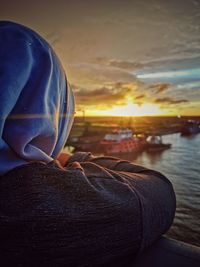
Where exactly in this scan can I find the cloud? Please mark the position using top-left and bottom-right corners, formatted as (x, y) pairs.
(74, 83), (133, 107)
(149, 83), (171, 94)
(134, 94), (145, 100)
(133, 94), (146, 105)
(67, 62), (140, 89)
(154, 97), (189, 105)
(95, 57), (149, 71)
(107, 59), (144, 70)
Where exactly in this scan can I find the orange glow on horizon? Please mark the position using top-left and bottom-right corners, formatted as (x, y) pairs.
(76, 97), (166, 117)
(100, 103), (163, 117)
(75, 96), (200, 117)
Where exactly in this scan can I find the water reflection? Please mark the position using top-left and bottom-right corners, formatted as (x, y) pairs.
(144, 150), (165, 164)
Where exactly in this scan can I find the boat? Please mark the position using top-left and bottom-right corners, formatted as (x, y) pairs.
(146, 135), (171, 152)
(100, 128), (146, 154)
(181, 120), (200, 136)
(68, 135), (102, 152)
(66, 121), (104, 153)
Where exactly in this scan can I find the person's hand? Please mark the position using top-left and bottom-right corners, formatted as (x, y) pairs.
(57, 152), (71, 167)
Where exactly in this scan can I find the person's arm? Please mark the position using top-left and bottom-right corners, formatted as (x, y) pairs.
(64, 151), (176, 252)
(64, 151), (148, 172)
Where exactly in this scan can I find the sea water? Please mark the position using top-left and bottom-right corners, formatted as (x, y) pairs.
(132, 133), (200, 247)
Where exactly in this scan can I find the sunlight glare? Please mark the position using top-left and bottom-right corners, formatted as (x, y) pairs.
(107, 103), (162, 116)
(105, 97), (163, 116)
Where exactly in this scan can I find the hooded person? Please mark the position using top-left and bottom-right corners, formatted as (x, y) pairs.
(0, 21), (74, 175)
(0, 21), (176, 267)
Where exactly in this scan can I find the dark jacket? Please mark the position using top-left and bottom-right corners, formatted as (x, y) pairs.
(0, 152), (176, 267)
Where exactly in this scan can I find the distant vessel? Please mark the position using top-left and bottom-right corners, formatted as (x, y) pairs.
(100, 128), (146, 154)
(67, 121), (104, 152)
(146, 135), (171, 152)
(68, 135), (102, 152)
(181, 120), (200, 136)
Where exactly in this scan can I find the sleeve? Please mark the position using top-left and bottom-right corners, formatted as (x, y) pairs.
(65, 151), (176, 252)
(66, 151), (149, 172)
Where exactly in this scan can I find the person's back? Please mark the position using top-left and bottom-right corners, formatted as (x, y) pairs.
(0, 21), (176, 267)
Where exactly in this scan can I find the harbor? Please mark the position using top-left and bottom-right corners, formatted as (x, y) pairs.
(66, 116), (200, 155)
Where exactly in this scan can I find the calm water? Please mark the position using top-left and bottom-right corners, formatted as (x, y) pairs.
(129, 133), (200, 247)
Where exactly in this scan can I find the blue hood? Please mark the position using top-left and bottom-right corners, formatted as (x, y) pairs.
(0, 21), (75, 175)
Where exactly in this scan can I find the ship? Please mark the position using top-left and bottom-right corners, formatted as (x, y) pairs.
(67, 135), (102, 153)
(181, 120), (200, 136)
(146, 135), (171, 152)
(66, 121), (104, 153)
(100, 128), (146, 155)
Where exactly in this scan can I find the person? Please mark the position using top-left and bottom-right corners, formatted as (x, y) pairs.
(0, 21), (176, 267)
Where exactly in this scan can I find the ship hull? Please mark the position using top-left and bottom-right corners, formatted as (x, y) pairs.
(100, 139), (145, 154)
(146, 143), (171, 152)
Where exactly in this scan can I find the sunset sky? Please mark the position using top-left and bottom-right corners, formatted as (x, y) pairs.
(1, 0), (200, 116)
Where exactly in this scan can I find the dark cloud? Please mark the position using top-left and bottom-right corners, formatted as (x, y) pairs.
(74, 83), (132, 107)
(133, 94), (145, 105)
(107, 59), (144, 70)
(134, 94), (145, 100)
(149, 83), (171, 94)
(154, 97), (189, 105)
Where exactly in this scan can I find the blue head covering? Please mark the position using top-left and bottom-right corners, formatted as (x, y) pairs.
(0, 21), (75, 175)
